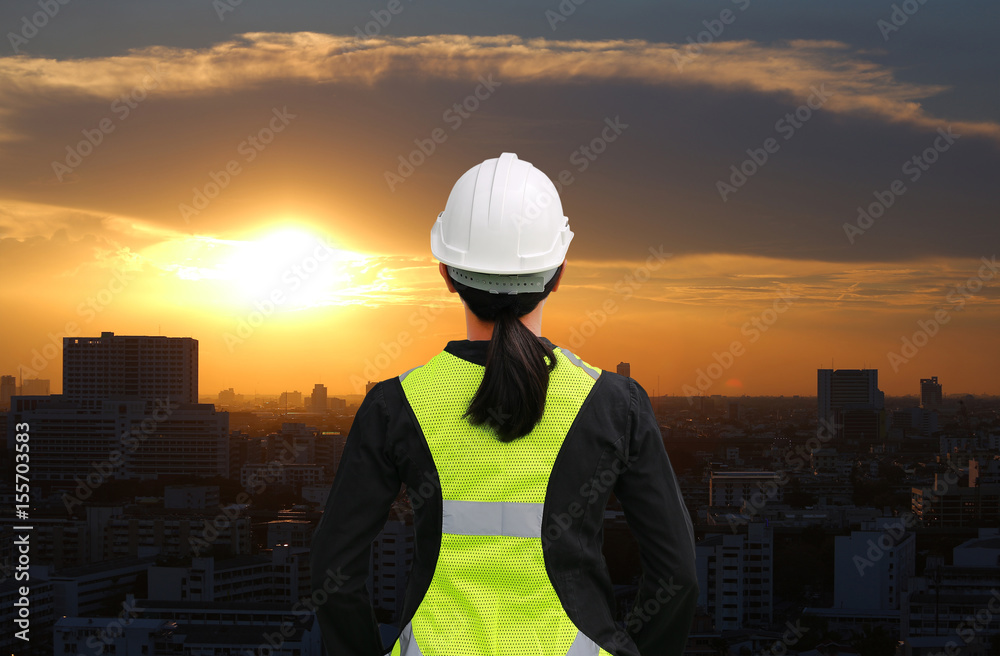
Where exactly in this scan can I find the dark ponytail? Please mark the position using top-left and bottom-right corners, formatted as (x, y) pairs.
(450, 266), (561, 442)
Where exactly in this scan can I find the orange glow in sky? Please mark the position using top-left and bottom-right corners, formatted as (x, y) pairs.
(2, 34), (998, 399)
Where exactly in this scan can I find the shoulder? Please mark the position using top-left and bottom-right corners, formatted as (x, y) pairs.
(551, 345), (602, 382)
(549, 344), (643, 412)
(564, 356), (652, 426)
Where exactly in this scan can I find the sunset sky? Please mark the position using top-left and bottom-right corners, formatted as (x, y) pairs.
(1, 0), (998, 399)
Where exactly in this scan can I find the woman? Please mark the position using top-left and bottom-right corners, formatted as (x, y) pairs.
(311, 153), (698, 656)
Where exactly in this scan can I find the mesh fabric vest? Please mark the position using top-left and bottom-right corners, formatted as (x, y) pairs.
(391, 346), (614, 656)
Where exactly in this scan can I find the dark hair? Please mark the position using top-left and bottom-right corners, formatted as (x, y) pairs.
(449, 266), (562, 442)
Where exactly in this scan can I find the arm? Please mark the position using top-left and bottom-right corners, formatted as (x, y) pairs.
(310, 383), (401, 656)
(613, 380), (699, 656)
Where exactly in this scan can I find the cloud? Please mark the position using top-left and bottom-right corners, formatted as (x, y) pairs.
(1, 33), (998, 144)
(0, 199), (185, 242)
(0, 33), (995, 268)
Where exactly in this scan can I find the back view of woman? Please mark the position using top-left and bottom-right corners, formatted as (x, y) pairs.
(311, 153), (698, 656)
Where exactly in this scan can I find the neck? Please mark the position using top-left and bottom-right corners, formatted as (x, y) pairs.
(464, 302), (545, 340)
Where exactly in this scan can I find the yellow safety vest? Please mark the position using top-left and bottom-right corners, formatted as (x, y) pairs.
(391, 346), (614, 656)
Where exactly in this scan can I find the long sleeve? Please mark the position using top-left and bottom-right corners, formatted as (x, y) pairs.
(310, 383), (402, 656)
(613, 380), (699, 656)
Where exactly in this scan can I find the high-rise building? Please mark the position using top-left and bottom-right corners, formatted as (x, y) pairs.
(7, 333), (226, 488)
(911, 482), (1000, 527)
(818, 369), (885, 444)
(901, 531), (1000, 656)
(616, 362), (631, 378)
(0, 375), (15, 410)
(310, 383), (328, 414)
(695, 522), (773, 630)
(818, 369), (882, 419)
(834, 518), (915, 611)
(63, 332), (197, 403)
(8, 396), (228, 486)
(370, 519), (414, 623)
(279, 390), (303, 409)
(920, 376), (942, 409)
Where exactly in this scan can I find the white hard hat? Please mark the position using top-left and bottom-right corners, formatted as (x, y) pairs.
(431, 153), (573, 292)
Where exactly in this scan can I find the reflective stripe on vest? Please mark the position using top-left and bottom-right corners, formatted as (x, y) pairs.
(558, 348), (600, 381)
(396, 621), (604, 656)
(398, 499), (606, 656)
(393, 346), (612, 656)
(442, 500), (543, 538)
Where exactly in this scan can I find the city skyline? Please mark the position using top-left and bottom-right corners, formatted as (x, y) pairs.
(5, 326), (998, 400)
(5, 324), (999, 656)
(4, 330), (994, 401)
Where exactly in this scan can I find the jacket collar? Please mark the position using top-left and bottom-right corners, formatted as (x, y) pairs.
(444, 336), (557, 366)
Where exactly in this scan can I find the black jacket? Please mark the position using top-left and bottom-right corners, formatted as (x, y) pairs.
(310, 338), (698, 655)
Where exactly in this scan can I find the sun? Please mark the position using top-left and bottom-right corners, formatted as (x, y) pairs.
(142, 223), (371, 311)
(220, 226), (367, 308)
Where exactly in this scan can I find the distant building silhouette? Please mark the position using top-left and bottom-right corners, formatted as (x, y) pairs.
(310, 383), (328, 414)
(279, 390), (303, 410)
(63, 332), (197, 403)
(920, 376), (942, 408)
(818, 369), (885, 444)
(260, 422), (339, 484)
(217, 387), (244, 407)
(616, 362), (630, 378)
(697, 395), (714, 416)
(0, 374), (15, 410)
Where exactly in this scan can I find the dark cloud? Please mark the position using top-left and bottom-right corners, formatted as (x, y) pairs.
(2, 0), (996, 122)
(0, 34), (996, 266)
